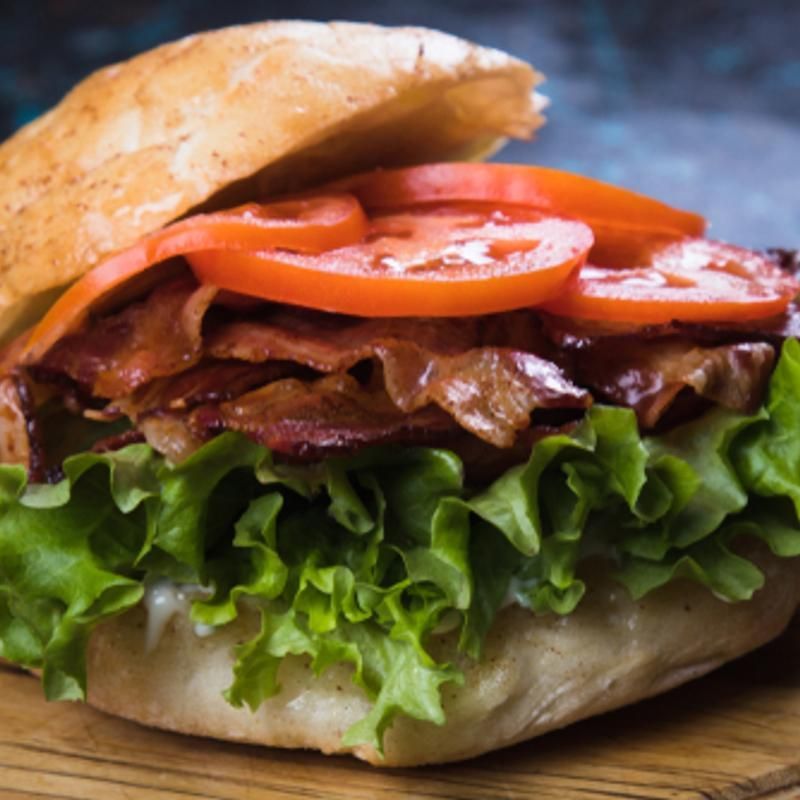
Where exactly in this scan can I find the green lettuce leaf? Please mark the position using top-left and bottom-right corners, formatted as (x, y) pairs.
(734, 337), (800, 512)
(0, 458), (150, 698)
(2, 341), (800, 753)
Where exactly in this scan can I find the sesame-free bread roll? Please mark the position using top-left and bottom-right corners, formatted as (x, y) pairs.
(86, 553), (800, 766)
(0, 21), (544, 343)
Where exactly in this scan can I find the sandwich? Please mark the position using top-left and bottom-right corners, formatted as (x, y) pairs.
(1, 21), (799, 767)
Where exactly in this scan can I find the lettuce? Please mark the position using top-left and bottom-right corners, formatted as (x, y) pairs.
(3, 340), (800, 754)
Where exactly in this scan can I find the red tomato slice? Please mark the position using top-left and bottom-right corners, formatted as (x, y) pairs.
(332, 163), (707, 266)
(188, 208), (594, 317)
(542, 239), (799, 323)
(22, 194), (367, 362)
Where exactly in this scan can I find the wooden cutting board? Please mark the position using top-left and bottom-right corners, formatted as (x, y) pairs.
(1, 616), (799, 800)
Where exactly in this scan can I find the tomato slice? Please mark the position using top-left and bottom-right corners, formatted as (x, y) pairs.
(542, 239), (799, 324)
(22, 194), (367, 362)
(188, 207), (594, 317)
(332, 163), (706, 266)
(22, 165), (783, 363)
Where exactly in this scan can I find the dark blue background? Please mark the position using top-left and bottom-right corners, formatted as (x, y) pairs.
(2, 1), (798, 247)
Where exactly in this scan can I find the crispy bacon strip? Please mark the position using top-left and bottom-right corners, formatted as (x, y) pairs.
(376, 342), (588, 447)
(111, 360), (312, 419)
(540, 298), (800, 351)
(219, 374), (459, 457)
(138, 374), (460, 462)
(207, 310), (585, 446)
(38, 283), (586, 448)
(18, 274), (796, 470)
(140, 397), (579, 481)
(573, 339), (775, 428)
(206, 311), (481, 367)
(38, 280), (217, 399)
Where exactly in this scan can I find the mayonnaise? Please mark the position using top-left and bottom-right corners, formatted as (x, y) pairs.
(142, 578), (214, 651)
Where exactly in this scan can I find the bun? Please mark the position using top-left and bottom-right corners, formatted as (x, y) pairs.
(86, 552), (800, 766)
(0, 21), (543, 344)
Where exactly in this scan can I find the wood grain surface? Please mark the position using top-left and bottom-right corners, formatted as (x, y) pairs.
(1, 615), (799, 800)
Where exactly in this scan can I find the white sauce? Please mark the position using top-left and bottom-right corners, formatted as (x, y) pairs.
(142, 578), (214, 652)
(192, 622), (218, 638)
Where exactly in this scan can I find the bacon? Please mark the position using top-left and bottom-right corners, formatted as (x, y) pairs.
(26, 282), (587, 458)
(572, 339), (775, 428)
(38, 280), (217, 399)
(219, 374), (459, 457)
(137, 375), (460, 462)
(207, 310), (585, 446)
(539, 313), (676, 351)
(206, 310), (482, 368)
(112, 360), (312, 419)
(376, 342), (589, 446)
(539, 299), (800, 351)
(134, 372), (583, 479)
(91, 428), (147, 454)
(140, 397), (578, 481)
(676, 304), (800, 345)
(17, 272), (795, 471)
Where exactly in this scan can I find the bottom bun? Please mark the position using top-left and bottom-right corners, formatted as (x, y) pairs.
(86, 552), (800, 766)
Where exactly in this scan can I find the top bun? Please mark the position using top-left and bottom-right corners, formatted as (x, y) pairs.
(0, 21), (544, 343)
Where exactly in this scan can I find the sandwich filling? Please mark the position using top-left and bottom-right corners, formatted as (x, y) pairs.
(1, 165), (799, 754)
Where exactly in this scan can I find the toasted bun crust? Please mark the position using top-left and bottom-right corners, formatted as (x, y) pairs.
(86, 553), (800, 766)
(0, 21), (543, 344)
